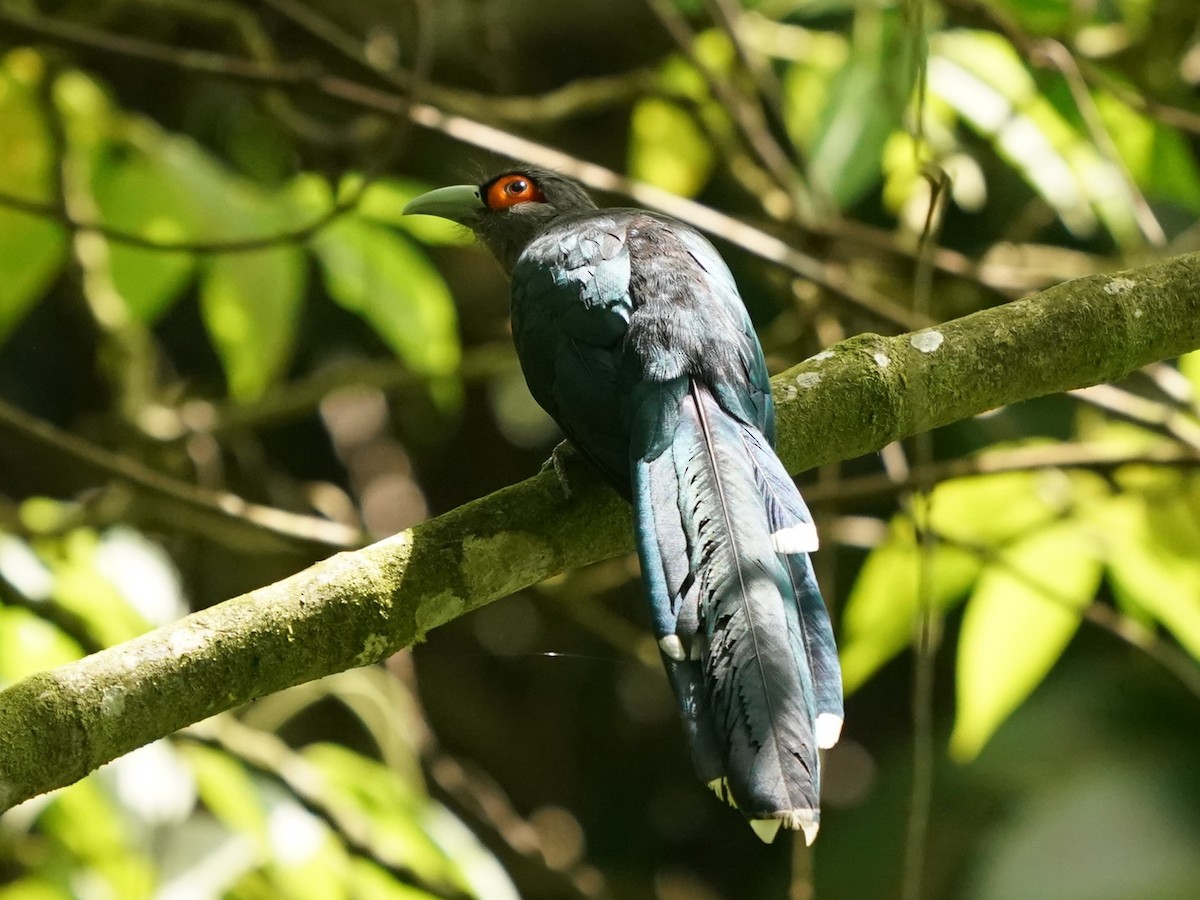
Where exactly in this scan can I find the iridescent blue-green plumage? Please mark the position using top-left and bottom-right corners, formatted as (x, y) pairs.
(404, 168), (844, 843)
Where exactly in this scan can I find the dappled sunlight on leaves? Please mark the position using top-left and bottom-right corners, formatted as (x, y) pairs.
(0, 0), (1198, 896)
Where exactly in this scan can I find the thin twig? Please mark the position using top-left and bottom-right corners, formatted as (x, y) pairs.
(0, 399), (365, 549)
(901, 163), (950, 900)
(426, 752), (610, 899)
(1080, 602), (1200, 700)
(644, 0), (809, 215)
(259, 0), (391, 81)
(180, 717), (473, 900)
(256, 0), (667, 123)
(156, 343), (516, 439)
(704, 0), (800, 167)
(0, 8), (323, 83)
(1071, 384), (1200, 452)
(802, 441), (1200, 506)
(0, 573), (106, 656)
(264, 0), (661, 132)
(0, 187), (362, 253)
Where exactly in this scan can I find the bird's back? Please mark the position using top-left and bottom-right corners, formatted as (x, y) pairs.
(509, 209), (775, 493)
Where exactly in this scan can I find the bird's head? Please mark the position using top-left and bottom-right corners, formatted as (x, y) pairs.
(403, 167), (597, 272)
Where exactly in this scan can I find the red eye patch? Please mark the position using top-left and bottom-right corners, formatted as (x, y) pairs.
(485, 174), (546, 210)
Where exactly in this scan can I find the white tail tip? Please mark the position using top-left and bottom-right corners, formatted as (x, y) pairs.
(771, 523), (819, 554)
(752, 809), (821, 845)
(816, 713), (844, 749)
(658, 635), (686, 661)
(799, 817), (820, 847)
(750, 818), (783, 843)
(784, 808), (821, 846)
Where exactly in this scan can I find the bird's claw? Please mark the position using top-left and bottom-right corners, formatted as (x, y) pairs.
(540, 440), (575, 500)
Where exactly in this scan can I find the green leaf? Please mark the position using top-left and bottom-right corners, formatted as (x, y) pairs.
(241, 789), (345, 900)
(1115, 0), (1156, 39)
(951, 519), (1103, 761)
(928, 468), (1074, 545)
(348, 858), (446, 899)
(155, 134), (270, 240)
(929, 30), (1142, 247)
(781, 31), (850, 150)
(988, 0), (1073, 35)
(313, 216), (461, 382)
(842, 444), (1089, 695)
(52, 68), (116, 151)
(628, 98), (715, 198)
(39, 779), (156, 897)
(0, 52), (68, 342)
(0, 210), (65, 342)
(304, 743), (518, 900)
(179, 742), (268, 840)
(40, 779), (122, 854)
(56, 67), (197, 324)
(0, 879), (71, 900)
(1099, 491), (1200, 660)
(48, 528), (153, 647)
(807, 8), (917, 208)
(106, 132), (313, 399)
(1094, 93), (1200, 214)
(807, 63), (894, 207)
(0, 607), (83, 685)
(1180, 350), (1200, 405)
(90, 141), (196, 322)
(840, 518), (981, 693)
(262, 834), (347, 900)
(626, 34), (729, 198)
(200, 246), (306, 402)
(302, 744), (457, 889)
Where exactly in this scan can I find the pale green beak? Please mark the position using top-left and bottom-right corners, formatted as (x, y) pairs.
(402, 184), (486, 225)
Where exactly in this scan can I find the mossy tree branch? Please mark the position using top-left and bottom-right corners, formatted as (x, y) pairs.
(1, 252), (1199, 812)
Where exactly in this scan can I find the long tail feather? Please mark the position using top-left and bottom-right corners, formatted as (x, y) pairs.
(632, 379), (838, 837)
(740, 427), (844, 742)
(632, 382), (725, 784)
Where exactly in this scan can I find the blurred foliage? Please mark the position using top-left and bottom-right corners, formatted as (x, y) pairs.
(1, 0), (1199, 898)
(0, 50), (462, 402)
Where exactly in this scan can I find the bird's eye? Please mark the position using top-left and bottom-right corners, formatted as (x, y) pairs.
(485, 173), (546, 210)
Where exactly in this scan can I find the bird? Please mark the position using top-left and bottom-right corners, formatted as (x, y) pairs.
(404, 166), (843, 844)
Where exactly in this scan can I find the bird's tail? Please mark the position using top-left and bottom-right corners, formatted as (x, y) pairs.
(631, 380), (843, 844)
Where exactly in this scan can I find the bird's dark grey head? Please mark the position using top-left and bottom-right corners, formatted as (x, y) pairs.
(404, 166), (598, 273)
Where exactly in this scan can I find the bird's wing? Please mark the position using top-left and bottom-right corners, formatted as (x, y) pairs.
(510, 212), (638, 494)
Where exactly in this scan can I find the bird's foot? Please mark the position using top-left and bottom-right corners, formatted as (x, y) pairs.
(540, 440), (575, 500)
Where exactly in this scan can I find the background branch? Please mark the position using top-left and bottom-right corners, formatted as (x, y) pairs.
(0, 399), (364, 551)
